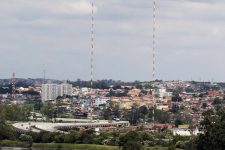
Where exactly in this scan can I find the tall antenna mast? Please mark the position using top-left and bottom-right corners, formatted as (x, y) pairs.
(91, 0), (94, 89)
(90, 0), (95, 121)
(152, 0), (156, 81)
(152, 0), (156, 129)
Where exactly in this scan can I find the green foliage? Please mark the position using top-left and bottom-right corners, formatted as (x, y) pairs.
(41, 102), (55, 120)
(119, 131), (144, 150)
(174, 119), (183, 128)
(80, 129), (96, 144)
(41, 132), (52, 143)
(0, 104), (31, 121)
(64, 131), (81, 143)
(32, 143), (119, 150)
(171, 105), (179, 114)
(123, 140), (143, 150)
(171, 96), (182, 102)
(172, 135), (190, 146)
(0, 140), (30, 148)
(149, 108), (170, 123)
(197, 108), (225, 149)
(19, 134), (33, 146)
(103, 108), (113, 120)
(53, 134), (65, 143)
(27, 131), (42, 143)
(175, 141), (186, 149)
(34, 100), (43, 111)
(184, 137), (197, 150)
(213, 97), (223, 105)
(167, 140), (175, 150)
(0, 120), (17, 140)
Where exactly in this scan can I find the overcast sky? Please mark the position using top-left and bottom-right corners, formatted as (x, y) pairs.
(0, 0), (224, 82)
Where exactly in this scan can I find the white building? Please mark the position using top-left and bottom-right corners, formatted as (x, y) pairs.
(41, 81), (73, 101)
(58, 81), (72, 97)
(41, 84), (58, 101)
(172, 128), (203, 136)
(94, 97), (110, 106)
(153, 88), (172, 98)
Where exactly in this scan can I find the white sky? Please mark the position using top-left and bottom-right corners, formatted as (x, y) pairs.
(0, 0), (224, 82)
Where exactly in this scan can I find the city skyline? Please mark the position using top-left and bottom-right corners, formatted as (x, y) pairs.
(0, 0), (225, 82)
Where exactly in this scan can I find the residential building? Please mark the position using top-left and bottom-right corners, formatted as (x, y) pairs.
(41, 81), (72, 101)
(41, 84), (58, 101)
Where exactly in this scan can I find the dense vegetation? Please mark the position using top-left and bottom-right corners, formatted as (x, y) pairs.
(2, 101), (225, 150)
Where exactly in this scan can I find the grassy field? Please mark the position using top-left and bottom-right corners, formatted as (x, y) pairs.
(32, 143), (119, 150)
(0, 140), (30, 148)
(0, 142), (182, 150)
(145, 147), (183, 150)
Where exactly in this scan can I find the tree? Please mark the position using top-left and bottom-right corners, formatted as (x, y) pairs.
(19, 134), (33, 146)
(1, 104), (31, 121)
(129, 104), (140, 125)
(41, 132), (52, 143)
(108, 89), (116, 97)
(197, 109), (225, 149)
(202, 103), (208, 109)
(149, 108), (170, 123)
(54, 134), (64, 143)
(168, 140), (176, 150)
(139, 106), (148, 123)
(103, 108), (112, 120)
(80, 129), (96, 144)
(213, 97), (223, 105)
(119, 131), (143, 150)
(174, 119), (183, 128)
(41, 102), (54, 120)
(171, 105), (179, 113)
(172, 96), (182, 102)
(0, 120), (17, 140)
(34, 100), (43, 111)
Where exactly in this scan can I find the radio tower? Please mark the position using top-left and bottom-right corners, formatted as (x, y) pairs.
(152, 0), (156, 81)
(90, 0), (95, 122)
(152, 0), (156, 129)
(11, 72), (16, 100)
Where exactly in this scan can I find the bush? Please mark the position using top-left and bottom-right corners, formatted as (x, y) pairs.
(119, 131), (144, 150)
(175, 141), (186, 149)
(122, 141), (143, 150)
(54, 134), (65, 143)
(19, 134), (33, 145)
(41, 132), (52, 143)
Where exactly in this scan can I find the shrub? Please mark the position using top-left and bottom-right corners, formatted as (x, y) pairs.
(19, 134), (33, 145)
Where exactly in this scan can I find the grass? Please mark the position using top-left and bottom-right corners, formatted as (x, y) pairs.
(144, 147), (168, 150)
(0, 140), (30, 148)
(145, 146), (183, 150)
(32, 143), (120, 150)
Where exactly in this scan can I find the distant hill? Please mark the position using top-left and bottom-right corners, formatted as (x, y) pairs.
(0, 78), (130, 89)
(0, 78), (61, 87)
